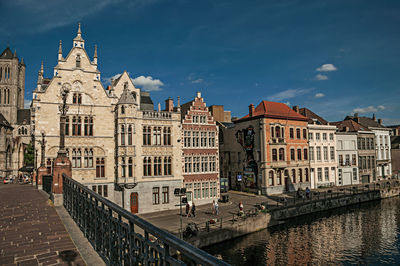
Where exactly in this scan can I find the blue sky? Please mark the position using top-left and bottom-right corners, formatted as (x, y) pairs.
(1, 0), (399, 124)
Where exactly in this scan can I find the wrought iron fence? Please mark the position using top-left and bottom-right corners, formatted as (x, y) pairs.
(62, 174), (229, 266)
(42, 175), (53, 194)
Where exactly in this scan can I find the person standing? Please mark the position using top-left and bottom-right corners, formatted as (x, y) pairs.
(215, 201), (219, 215)
(191, 202), (196, 217)
(239, 201), (243, 211)
(212, 200), (216, 215)
(186, 202), (190, 217)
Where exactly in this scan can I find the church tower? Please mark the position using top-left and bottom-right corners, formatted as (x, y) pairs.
(0, 47), (25, 124)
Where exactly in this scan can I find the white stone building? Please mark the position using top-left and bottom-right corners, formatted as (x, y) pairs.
(31, 24), (183, 214)
(336, 132), (359, 186)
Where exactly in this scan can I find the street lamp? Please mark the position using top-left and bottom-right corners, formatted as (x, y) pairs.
(38, 130), (46, 167)
(174, 187), (187, 239)
(58, 83), (70, 158)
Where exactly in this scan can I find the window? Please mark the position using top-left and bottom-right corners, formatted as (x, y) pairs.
(275, 126), (281, 138)
(153, 127), (161, 145)
(318, 168), (322, 182)
(202, 182), (209, 198)
(83, 149), (93, 168)
(121, 125), (125, 146)
(184, 131), (191, 147)
(292, 169), (296, 183)
(324, 167), (329, 181)
(345, 155), (350, 166)
(76, 55), (81, 67)
(279, 148), (285, 161)
(290, 149), (295, 161)
(209, 156), (216, 172)
(84, 117), (93, 136)
(154, 157), (162, 176)
(201, 156), (208, 172)
(72, 149), (81, 168)
(194, 183), (201, 199)
(201, 132), (207, 147)
(323, 133), (327, 140)
(339, 155), (343, 165)
(128, 157), (133, 177)
(330, 147), (335, 161)
(209, 132), (215, 147)
(184, 157), (192, 173)
(353, 168), (358, 181)
(103, 185), (108, 197)
(96, 158), (105, 178)
(193, 132), (199, 147)
(304, 148), (308, 160)
(316, 147), (321, 161)
(298, 169), (303, 182)
(329, 133), (334, 140)
(65, 117), (70, 136)
(98, 185), (102, 196)
(352, 154), (357, 166)
(303, 129), (307, 139)
(92, 185), (96, 193)
(316, 133), (320, 140)
(121, 157), (126, 177)
(271, 126), (275, 138)
(269, 171), (274, 186)
(164, 157), (172, 175)
(297, 149), (302, 160)
(121, 105), (125, 114)
(296, 128), (301, 139)
(272, 149), (277, 161)
(309, 147), (314, 161)
(128, 125), (133, 145)
(162, 187), (169, 204)
(290, 128), (294, 139)
(305, 168), (309, 182)
(309, 132), (313, 140)
(277, 170), (282, 185)
(367, 156), (371, 169)
(72, 116), (81, 136)
(143, 157), (151, 176)
(163, 127), (171, 145)
(323, 147), (328, 161)
(143, 126), (151, 145)
(152, 187), (160, 205)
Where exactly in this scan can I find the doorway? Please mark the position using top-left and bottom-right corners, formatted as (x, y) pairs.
(130, 192), (138, 214)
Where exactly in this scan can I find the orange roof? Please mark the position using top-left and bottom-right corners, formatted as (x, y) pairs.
(237, 101), (308, 122)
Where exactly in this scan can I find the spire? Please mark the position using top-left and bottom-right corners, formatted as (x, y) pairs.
(77, 22), (82, 35)
(40, 61), (44, 74)
(73, 23), (85, 48)
(13, 49), (17, 59)
(93, 44), (98, 65)
(21, 57), (25, 65)
(58, 40), (63, 61)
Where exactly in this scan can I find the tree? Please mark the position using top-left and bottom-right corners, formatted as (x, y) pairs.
(24, 143), (34, 166)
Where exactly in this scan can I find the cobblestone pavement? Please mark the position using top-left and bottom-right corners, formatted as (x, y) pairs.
(0, 183), (85, 266)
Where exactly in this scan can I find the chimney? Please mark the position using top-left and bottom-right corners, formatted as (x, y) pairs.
(293, 106), (299, 113)
(378, 118), (382, 125)
(372, 114), (376, 121)
(249, 104), (255, 117)
(165, 97), (173, 112)
(354, 113), (359, 123)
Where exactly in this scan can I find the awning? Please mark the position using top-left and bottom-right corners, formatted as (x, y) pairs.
(19, 165), (34, 173)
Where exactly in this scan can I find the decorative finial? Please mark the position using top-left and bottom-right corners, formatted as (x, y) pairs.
(78, 22), (81, 35)
(94, 44), (97, 58)
(21, 57), (25, 65)
(13, 49), (17, 58)
(58, 40), (62, 54)
(40, 61), (44, 72)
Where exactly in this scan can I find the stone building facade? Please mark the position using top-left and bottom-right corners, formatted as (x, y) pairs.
(31, 24), (182, 214)
(181, 92), (220, 205)
(0, 47), (31, 177)
(346, 114), (392, 179)
(335, 132), (359, 186)
(299, 108), (337, 189)
(219, 101), (310, 195)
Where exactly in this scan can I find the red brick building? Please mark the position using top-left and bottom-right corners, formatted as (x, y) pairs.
(181, 92), (219, 205)
(220, 101), (310, 194)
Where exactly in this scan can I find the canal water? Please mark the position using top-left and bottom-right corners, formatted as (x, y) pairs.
(204, 197), (400, 265)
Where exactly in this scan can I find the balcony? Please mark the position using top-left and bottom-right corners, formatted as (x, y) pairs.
(142, 111), (172, 120)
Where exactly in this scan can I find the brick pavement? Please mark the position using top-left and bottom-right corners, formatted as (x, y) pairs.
(0, 183), (85, 266)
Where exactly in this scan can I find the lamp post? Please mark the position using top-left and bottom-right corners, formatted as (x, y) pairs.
(30, 126), (37, 188)
(38, 130), (46, 167)
(174, 188), (187, 239)
(58, 83), (70, 158)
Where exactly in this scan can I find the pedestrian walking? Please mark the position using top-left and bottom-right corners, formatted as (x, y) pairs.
(191, 202), (196, 217)
(186, 202), (190, 217)
(215, 201), (219, 215)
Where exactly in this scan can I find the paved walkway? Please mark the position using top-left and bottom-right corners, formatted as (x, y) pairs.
(0, 183), (85, 266)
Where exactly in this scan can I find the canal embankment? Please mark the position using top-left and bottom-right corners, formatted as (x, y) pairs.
(186, 180), (400, 248)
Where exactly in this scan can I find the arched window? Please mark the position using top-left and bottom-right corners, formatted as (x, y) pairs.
(303, 129), (307, 139)
(272, 149), (277, 161)
(76, 55), (81, 68)
(277, 170), (282, 185)
(299, 169), (303, 183)
(128, 157), (133, 177)
(121, 125), (125, 145)
(275, 126), (280, 138)
(305, 168), (309, 182)
(18, 128), (21, 135)
(128, 125), (132, 145)
(292, 169), (296, 183)
(269, 170), (274, 186)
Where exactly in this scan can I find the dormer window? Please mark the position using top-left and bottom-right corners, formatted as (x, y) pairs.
(76, 55), (81, 68)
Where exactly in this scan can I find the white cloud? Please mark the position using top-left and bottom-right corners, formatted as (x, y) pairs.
(284, 102), (291, 106)
(191, 78), (204, 84)
(316, 64), (337, 72)
(353, 105), (385, 113)
(24, 100), (31, 109)
(315, 74), (328, 80)
(131, 75), (164, 91)
(267, 88), (312, 101)
(314, 93), (325, 98)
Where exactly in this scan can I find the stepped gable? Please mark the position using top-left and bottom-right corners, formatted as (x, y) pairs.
(238, 100), (308, 122)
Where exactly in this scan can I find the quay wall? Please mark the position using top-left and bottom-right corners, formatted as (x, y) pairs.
(191, 186), (400, 248)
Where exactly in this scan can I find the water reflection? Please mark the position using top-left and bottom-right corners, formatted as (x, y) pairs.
(204, 198), (400, 265)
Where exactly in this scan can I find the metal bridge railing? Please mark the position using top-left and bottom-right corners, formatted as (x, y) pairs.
(62, 174), (229, 266)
